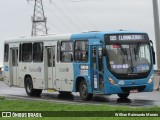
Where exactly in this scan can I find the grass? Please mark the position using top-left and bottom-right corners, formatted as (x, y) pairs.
(0, 99), (160, 111)
(0, 99), (160, 120)
(0, 96), (5, 100)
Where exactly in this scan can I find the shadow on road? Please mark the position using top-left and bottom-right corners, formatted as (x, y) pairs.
(117, 98), (132, 103)
(57, 93), (74, 100)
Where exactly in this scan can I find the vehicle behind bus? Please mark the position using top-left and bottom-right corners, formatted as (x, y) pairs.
(3, 30), (155, 101)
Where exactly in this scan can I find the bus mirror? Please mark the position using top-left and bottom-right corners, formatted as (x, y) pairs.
(150, 40), (156, 64)
(150, 40), (153, 45)
(102, 48), (106, 56)
(151, 46), (156, 65)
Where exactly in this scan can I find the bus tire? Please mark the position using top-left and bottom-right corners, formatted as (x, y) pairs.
(79, 80), (93, 101)
(34, 89), (42, 96)
(25, 77), (42, 96)
(117, 93), (130, 99)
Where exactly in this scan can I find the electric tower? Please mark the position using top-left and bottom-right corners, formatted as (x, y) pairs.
(28, 0), (48, 36)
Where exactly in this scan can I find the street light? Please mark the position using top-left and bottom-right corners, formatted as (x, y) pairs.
(152, 0), (160, 69)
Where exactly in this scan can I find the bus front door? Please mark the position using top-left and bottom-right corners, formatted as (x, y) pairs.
(47, 47), (56, 89)
(92, 46), (104, 92)
(11, 48), (19, 86)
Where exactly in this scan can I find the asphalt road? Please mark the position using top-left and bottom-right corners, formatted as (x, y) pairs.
(0, 81), (160, 107)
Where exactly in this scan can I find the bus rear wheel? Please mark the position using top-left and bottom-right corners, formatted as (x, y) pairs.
(117, 93), (130, 99)
(79, 80), (93, 101)
(25, 77), (42, 96)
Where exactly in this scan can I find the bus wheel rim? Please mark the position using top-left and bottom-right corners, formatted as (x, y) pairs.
(27, 83), (32, 92)
(81, 84), (87, 97)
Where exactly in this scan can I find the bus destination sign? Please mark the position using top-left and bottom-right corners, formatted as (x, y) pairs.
(109, 34), (145, 41)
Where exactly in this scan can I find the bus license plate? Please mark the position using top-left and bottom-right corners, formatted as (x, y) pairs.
(130, 89), (138, 93)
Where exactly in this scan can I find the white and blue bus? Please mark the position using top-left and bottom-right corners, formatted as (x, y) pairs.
(3, 30), (155, 100)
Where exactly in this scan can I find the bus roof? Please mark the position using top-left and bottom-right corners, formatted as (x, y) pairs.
(5, 34), (72, 43)
(5, 30), (147, 43)
(71, 30), (147, 40)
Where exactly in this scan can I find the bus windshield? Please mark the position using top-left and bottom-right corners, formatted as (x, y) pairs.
(106, 44), (151, 75)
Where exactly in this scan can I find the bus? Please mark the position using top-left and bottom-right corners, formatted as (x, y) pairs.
(3, 30), (155, 101)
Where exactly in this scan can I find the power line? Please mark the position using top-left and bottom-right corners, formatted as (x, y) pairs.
(60, 0), (91, 31)
(50, 1), (83, 31)
(71, 0), (98, 30)
(27, 0), (98, 34)
(51, 0), (97, 31)
(28, 1), (68, 33)
(44, 4), (73, 33)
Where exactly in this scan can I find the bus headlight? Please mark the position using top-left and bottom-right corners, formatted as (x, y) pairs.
(108, 77), (116, 85)
(148, 75), (153, 83)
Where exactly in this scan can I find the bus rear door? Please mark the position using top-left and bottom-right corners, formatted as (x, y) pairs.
(46, 46), (56, 89)
(11, 48), (19, 86)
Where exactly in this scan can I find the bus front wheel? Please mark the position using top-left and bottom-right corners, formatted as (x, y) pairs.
(117, 93), (130, 99)
(25, 77), (42, 96)
(79, 80), (93, 101)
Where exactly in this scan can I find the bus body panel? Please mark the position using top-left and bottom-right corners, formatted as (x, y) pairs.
(3, 31), (154, 99)
(71, 36), (103, 93)
(4, 43), (20, 87)
(104, 69), (154, 94)
(55, 63), (74, 91)
(18, 62), (45, 89)
(3, 62), (10, 86)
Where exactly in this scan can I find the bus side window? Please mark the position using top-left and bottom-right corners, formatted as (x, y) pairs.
(60, 41), (73, 62)
(47, 48), (52, 67)
(22, 43), (32, 62)
(33, 42), (43, 62)
(12, 49), (16, 66)
(4, 44), (9, 62)
(74, 40), (88, 62)
(19, 44), (22, 62)
(57, 41), (60, 62)
(53, 47), (55, 67)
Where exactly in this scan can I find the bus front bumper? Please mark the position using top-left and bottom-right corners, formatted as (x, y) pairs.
(104, 82), (154, 95)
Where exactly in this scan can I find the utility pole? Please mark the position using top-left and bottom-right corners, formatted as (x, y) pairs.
(28, 0), (48, 36)
(153, 0), (160, 69)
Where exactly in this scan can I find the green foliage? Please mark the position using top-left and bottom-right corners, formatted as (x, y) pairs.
(0, 96), (5, 100)
(0, 99), (160, 111)
(0, 100), (159, 120)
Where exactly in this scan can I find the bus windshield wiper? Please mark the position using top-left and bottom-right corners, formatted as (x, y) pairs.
(134, 48), (137, 61)
(128, 45), (134, 73)
(120, 45), (128, 61)
(134, 43), (140, 61)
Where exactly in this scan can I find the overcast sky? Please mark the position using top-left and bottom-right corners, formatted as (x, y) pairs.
(0, 0), (159, 67)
